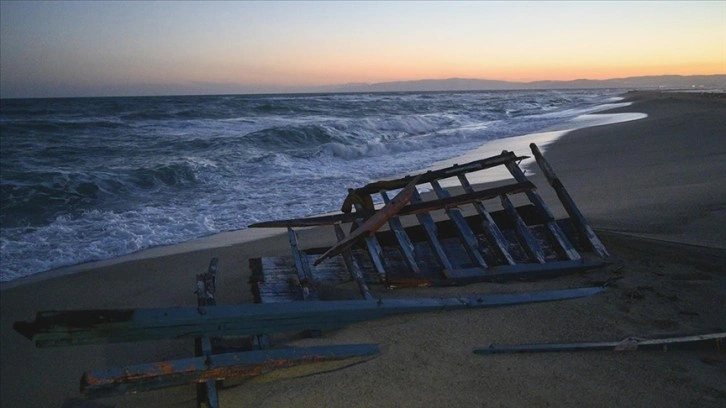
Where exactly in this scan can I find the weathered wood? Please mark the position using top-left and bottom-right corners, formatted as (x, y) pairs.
(353, 151), (528, 195)
(81, 344), (381, 398)
(380, 190), (421, 275)
(14, 287), (604, 347)
(248, 181), (535, 228)
(410, 189), (455, 276)
(314, 175), (421, 266)
(474, 332), (726, 354)
(530, 143), (610, 258)
(194, 258), (220, 408)
(502, 151), (581, 261)
(288, 227), (317, 300)
(334, 224), (374, 300)
(500, 195), (546, 263)
(457, 174), (516, 265)
(431, 180), (488, 270)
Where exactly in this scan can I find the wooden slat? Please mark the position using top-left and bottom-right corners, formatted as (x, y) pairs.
(194, 258), (220, 408)
(530, 143), (610, 258)
(500, 195), (546, 263)
(81, 344), (381, 398)
(386, 259), (607, 287)
(249, 181), (534, 228)
(456, 174), (516, 265)
(502, 151), (581, 261)
(14, 287), (605, 347)
(334, 224), (374, 300)
(287, 228), (318, 300)
(474, 332), (726, 354)
(410, 189), (455, 276)
(431, 180), (488, 269)
(380, 190), (421, 275)
(353, 151), (528, 195)
(315, 175), (421, 266)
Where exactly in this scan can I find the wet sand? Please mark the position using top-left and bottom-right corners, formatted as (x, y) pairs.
(1, 91), (725, 408)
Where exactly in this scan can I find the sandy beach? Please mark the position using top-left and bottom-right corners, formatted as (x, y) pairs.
(2, 91), (725, 408)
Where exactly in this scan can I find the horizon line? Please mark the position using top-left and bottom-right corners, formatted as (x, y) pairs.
(2, 73), (724, 100)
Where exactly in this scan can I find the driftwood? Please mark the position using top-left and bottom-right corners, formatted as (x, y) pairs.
(474, 332), (725, 354)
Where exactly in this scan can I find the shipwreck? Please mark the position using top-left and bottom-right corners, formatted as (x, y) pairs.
(13, 143), (613, 408)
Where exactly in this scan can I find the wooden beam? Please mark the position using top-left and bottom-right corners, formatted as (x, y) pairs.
(334, 224), (374, 300)
(410, 189), (455, 276)
(81, 344), (381, 398)
(503, 150), (581, 261)
(287, 227), (317, 300)
(380, 190), (421, 276)
(353, 151), (528, 195)
(314, 175), (421, 266)
(457, 174), (516, 265)
(500, 195), (546, 263)
(474, 332), (726, 354)
(431, 180), (488, 269)
(249, 181), (534, 228)
(529, 143), (610, 258)
(195, 258), (220, 408)
(14, 287), (604, 347)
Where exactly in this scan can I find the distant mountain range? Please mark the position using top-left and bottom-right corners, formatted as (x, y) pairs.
(314, 75), (726, 93)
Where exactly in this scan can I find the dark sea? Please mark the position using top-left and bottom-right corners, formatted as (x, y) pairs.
(0, 89), (623, 282)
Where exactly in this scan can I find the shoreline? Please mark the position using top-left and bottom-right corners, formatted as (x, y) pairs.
(2, 90), (725, 408)
(0, 93), (646, 290)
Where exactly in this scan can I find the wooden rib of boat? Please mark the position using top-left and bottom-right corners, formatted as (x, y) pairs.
(249, 143), (611, 304)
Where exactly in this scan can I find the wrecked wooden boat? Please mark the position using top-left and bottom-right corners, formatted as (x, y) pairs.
(14, 258), (605, 407)
(12, 143), (612, 407)
(249, 143), (611, 303)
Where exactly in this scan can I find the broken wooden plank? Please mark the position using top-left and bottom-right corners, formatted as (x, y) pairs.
(380, 190), (421, 276)
(248, 181), (534, 228)
(14, 287), (604, 347)
(457, 174), (516, 265)
(353, 151), (528, 195)
(386, 259), (607, 287)
(314, 175), (421, 266)
(410, 189), (455, 276)
(431, 180), (488, 269)
(81, 343), (381, 398)
(500, 194), (546, 263)
(502, 150), (581, 261)
(334, 224), (374, 300)
(529, 143), (610, 258)
(288, 227), (318, 300)
(473, 332), (726, 354)
(194, 258), (221, 408)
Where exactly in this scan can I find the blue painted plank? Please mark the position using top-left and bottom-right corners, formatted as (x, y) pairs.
(15, 287), (604, 347)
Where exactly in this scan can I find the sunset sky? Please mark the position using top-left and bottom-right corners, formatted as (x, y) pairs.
(1, 1), (724, 98)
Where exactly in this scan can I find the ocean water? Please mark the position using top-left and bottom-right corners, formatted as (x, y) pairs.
(0, 89), (622, 282)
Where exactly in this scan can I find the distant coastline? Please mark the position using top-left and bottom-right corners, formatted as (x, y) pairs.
(319, 74), (726, 94)
(2, 74), (724, 100)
